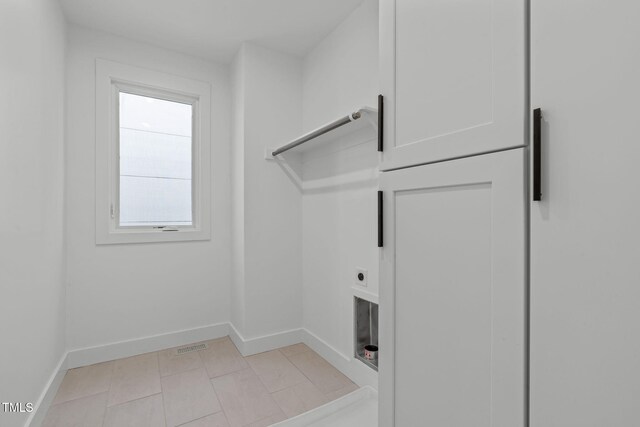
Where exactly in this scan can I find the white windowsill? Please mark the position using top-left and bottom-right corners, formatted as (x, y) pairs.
(96, 226), (210, 245)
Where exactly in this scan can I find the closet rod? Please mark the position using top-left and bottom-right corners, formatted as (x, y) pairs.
(271, 111), (363, 156)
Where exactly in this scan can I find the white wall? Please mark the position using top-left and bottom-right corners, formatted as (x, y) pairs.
(302, 0), (379, 132)
(231, 43), (303, 340)
(65, 26), (232, 351)
(0, 1), (67, 426)
(301, 0), (379, 370)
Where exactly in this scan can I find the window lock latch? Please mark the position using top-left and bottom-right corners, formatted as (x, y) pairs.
(153, 226), (179, 232)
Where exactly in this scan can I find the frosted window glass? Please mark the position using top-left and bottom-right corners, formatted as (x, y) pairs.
(119, 92), (193, 227)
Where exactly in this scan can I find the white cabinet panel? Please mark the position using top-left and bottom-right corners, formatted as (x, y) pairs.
(379, 149), (526, 426)
(396, 182), (493, 426)
(380, 0), (527, 170)
(530, 2), (640, 426)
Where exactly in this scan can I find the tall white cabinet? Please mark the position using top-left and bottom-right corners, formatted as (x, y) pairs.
(530, 2), (640, 426)
(380, 0), (640, 425)
(378, 0), (528, 425)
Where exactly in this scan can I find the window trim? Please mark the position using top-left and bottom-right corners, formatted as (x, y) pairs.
(96, 59), (211, 244)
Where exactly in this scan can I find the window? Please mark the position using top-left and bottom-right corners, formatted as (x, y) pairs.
(96, 59), (211, 244)
(118, 91), (193, 228)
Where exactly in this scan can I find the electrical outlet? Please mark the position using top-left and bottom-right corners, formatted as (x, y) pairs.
(355, 268), (368, 287)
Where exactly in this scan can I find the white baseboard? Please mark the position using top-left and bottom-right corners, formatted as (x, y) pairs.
(303, 329), (378, 390)
(228, 323), (304, 357)
(66, 322), (229, 369)
(26, 352), (68, 427)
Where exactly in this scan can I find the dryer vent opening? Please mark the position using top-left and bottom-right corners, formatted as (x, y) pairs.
(355, 296), (378, 371)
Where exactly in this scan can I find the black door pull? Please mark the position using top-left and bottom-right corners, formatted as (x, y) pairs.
(377, 191), (383, 248)
(533, 108), (542, 201)
(378, 95), (384, 152)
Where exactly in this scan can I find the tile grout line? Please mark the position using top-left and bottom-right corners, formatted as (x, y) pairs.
(244, 349), (276, 391)
(207, 377), (235, 427)
(278, 347), (324, 396)
(265, 347), (332, 420)
(107, 391), (164, 409)
(196, 354), (224, 427)
(173, 409), (228, 427)
(245, 348), (311, 395)
(106, 352), (161, 408)
(281, 347), (357, 398)
(161, 349), (223, 427)
(231, 343), (318, 426)
(49, 389), (109, 408)
(275, 348), (317, 392)
(105, 360), (115, 406)
(203, 338), (250, 380)
(274, 347), (351, 415)
(158, 350), (170, 427)
(204, 341), (259, 427)
(241, 348), (291, 425)
(48, 360), (116, 418)
(161, 364), (206, 378)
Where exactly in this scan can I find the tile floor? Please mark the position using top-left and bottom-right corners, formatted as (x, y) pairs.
(43, 338), (359, 427)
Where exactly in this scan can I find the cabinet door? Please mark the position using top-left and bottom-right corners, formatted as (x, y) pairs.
(380, 0), (527, 171)
(530, 2), (640, 426)
(379, 149), (526, 426)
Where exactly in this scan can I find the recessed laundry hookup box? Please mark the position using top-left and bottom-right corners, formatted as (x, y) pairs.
(354, 296), (378, 371)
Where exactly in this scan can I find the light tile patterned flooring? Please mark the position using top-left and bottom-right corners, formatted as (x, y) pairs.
(43, 338), (358, 427)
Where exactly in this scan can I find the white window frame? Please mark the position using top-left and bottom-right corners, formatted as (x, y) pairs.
(96, 59), (211, 244)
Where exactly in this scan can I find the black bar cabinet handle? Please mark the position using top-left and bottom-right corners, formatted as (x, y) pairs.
(378, 95), (384, 152)
(377, 191), (383, 247)
(533, 108), (542, 201)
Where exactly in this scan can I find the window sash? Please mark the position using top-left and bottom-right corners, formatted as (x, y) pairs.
(113, 85), (197, 231)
